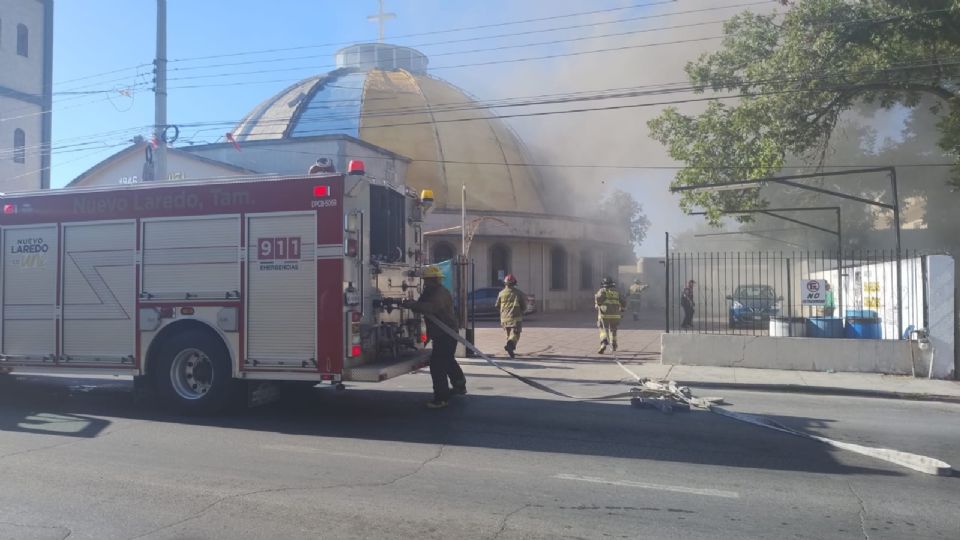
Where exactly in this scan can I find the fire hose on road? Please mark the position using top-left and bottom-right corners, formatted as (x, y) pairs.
(424, 314), (954, 477)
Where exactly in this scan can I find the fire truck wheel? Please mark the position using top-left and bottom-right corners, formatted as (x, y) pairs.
(155, 330), (234, 414)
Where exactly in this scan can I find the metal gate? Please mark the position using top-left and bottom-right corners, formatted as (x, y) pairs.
(665, 249), (927, 340)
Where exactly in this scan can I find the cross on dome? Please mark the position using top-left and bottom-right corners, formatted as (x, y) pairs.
(367, 0), (397, 43)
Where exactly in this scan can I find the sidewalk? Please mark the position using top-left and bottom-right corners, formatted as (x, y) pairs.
(468, 310), (960, 403)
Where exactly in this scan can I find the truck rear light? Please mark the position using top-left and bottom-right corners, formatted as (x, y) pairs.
(180, 307), (195, 316)
(321, 374), (333, 381)
(346, 239), (358, 257)
(158, 307), (175, 318)
(421, 333), (428, 344)
(350, 344), (362, 357)
(3, 204), (16, 215)
(350, 311), (361, 322)
(313, 185), (330, 197)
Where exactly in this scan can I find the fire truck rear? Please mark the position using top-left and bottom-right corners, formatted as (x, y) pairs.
(0, 161), (432, 412)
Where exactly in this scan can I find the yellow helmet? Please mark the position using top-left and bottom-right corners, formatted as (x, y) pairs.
(421, 266), (444, 279)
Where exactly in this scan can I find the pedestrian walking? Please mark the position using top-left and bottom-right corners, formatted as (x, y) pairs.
(680, 279), (696, 329)
(628, 278), (648, 321)
(404, 265), (466, 409)
(595, 277), (626, 354)
(823, 282), (836, 317)
(496, 274), (528, 358)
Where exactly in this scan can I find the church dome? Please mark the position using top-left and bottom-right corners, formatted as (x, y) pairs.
(232, 43), (549, 213)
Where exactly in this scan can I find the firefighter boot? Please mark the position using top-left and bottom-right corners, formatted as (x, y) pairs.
(612, 341), (618, 352)
(597, 339), (608, 355)
(504, 340), (516, 359)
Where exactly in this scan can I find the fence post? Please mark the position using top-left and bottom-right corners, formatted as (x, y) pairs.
(786, 257), (793, 335)
(665, 232), (670, 333)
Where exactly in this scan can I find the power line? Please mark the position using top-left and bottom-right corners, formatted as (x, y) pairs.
(167, 0), (683, 64)
(167, 15), (731, 76)
(23, 56), (958, 161)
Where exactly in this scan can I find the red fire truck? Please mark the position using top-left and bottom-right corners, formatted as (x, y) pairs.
(0, 162), (433, 412)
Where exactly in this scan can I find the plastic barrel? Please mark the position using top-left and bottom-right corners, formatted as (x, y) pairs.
(806, 317), (844, 338)
(770, 317), (807, 337)
(844, 317), (882, 339)
(845, 309), (878, 319)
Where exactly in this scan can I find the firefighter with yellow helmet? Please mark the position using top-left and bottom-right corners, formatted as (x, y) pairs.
(595, 276), (627, 354)
(403, 265), (466, 408)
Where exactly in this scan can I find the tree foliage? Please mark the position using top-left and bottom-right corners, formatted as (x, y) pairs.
(648, 0), (960, 221)
(599, 189), (650, 258)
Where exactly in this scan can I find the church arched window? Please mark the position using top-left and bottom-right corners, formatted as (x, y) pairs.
(580, 250), (593, 290)
(13, 129), (25, 163)
(489, 243), (511, 286)
(17, 23), (28, 57)
(432, 241), (455, 263)
(550, 246), (567, 291)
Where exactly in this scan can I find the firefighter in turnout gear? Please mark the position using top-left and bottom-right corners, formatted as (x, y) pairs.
(495, 274), (528, 358)
(595, 277), (626, 354)
(628, 279), (649, 321)
(403, 265), (467, 409)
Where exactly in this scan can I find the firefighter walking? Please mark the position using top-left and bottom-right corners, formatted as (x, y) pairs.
(404, 266), (467, 409)
(496, 274), (528, 358)
(595, 277), (626, 354)
(628, 279), (648, 321)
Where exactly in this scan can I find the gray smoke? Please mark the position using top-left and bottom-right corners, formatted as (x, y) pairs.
(421, 0), (780, 256)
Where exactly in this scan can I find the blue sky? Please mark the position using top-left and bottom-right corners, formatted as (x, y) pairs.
(50, 0), (769, 255)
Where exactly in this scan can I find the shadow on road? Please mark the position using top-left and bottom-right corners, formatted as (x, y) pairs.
(0, 374), (904, 478)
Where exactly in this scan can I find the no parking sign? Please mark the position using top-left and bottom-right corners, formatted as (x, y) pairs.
(802, 279), (827, 306)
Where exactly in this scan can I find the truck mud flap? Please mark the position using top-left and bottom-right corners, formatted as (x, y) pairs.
(342, 351), (430, 383)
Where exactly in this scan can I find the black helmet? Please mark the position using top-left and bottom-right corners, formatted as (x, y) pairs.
(601, 276), (615, 287)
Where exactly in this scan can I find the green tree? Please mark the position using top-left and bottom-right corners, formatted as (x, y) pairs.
(599, 189), (650, 259)
(648, 0), (960, 221)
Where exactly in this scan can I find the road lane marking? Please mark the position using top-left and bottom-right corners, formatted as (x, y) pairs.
(553, 474), (740, 499)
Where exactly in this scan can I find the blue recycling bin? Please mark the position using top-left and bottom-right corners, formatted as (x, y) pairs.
(844, 317), (882, 339)
(806, 317), (844, 338)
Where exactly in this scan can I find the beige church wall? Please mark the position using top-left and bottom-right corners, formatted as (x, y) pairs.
(68, 150), (249, 188)
(186, 139), (408, 188)
(457, 237), (601, 313)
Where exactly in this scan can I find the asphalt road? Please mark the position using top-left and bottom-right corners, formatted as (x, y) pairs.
(0, 370), (957, 540)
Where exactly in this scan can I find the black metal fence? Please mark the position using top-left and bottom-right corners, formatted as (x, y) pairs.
(665, 249), (927, 340)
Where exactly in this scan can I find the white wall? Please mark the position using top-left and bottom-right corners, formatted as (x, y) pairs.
(662, 333), (918, 376)
(926, 255), (956, 378)
(0, 0), (45, 95)
(185, 139), (408, 188)
(69, 150), (253, 188)
(0, 0), (47, 193)
(0, 94), (42, 192)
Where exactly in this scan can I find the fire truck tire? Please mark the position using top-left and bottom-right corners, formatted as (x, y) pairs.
(154, 330), (236, 414)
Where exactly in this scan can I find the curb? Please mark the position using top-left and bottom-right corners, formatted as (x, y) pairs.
(674, 380), (960, 404)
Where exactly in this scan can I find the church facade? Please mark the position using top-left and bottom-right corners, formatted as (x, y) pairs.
(66, 43), (630, 312)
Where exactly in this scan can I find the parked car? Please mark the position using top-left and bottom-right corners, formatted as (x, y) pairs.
(458, 287), (537, 320)
(727, 284), (782, 327)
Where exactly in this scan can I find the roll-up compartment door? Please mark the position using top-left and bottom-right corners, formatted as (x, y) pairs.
(246, 213), (317, 368)
(2, 225), (58, 361)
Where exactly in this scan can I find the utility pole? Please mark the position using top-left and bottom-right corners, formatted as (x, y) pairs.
(154, 0), (168, 182)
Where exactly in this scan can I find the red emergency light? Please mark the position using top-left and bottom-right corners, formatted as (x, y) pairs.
(313, 185), (330, 197)
(3, 204), (16, 215)
(347, 160), (365, 175)
(350, 344), (362, 357)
